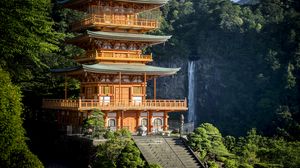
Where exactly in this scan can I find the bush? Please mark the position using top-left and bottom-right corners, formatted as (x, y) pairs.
(83, 109), (105, 138)
(92, 129), (144, 168)
(187, 123), (231, 160)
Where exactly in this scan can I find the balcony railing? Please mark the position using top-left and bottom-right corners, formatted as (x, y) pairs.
(72, 15), (159, 31)
(42, 99), (188, 111)
(75, 49), (153, 63)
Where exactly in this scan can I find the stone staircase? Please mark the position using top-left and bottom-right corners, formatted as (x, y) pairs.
(133, 136), (203, 168)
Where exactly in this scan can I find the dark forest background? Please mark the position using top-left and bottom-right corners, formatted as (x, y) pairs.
(152, 0), (300, 139)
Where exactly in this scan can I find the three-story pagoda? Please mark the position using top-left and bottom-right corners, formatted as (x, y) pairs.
(43, 0), (188, 133)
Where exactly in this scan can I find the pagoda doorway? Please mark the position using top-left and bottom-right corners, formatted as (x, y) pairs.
(123, 111), (137, 132)
(115, 87), (130, 104)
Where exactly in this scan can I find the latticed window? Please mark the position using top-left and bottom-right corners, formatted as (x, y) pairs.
(102, 86), (110, 94)
(108, 119), (116, 127)
(133, 86), (142, 94)
(153, 118), (162, 127)
(141, 118), (147, 126)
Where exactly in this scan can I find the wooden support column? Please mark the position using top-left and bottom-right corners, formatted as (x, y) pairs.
(163, 112), (168, 131)
(136, 111), (140, 130)
(153, 77), (156, 100)
(104, 112), (108, 128)
(64, 74), (68, 100)
(119, 72), (122, 102)
(148, 111), (152, 134)
(121, 111), (124, 129)
(143, 73), (147, 102)
(117, 111), (121, 130)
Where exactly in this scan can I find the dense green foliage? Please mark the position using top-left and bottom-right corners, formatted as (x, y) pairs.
(0, 0), (64, 166)
(188, 123), (300, 168)
(0, 0), (62, 83)
(83, 109), (106, 138)
(92, 129), (145, 168)
(154, 0), (300, 138)
(0, 69), (43, 168)
(188, 123), (232, 160)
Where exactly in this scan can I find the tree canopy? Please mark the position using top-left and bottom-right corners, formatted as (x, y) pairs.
(153, 0), (300, 138)
(0, 0), (62, 83)
(189, 123), (300, 168)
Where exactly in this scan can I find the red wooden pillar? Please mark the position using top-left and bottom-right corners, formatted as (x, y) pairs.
(117, 111), (121, 130)
(143, 73), (147, 102)
(136, 111), (141, 130)
(148, 111), (152, 134)
(163, 112), (168, 131)
(121, 111), (124, 129)
(104, 111), (108, 128)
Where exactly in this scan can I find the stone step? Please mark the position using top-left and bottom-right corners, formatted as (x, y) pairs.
(133, 136), (202, 168)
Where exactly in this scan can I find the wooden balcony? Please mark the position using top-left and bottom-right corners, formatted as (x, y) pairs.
(42, 99), (188, 112)
(71, 15), (159, 32)
(75, 49), (153, 63)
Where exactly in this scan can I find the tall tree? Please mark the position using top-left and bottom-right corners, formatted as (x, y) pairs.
(0, 69), (43, 168)
(0, 0), (62, 83)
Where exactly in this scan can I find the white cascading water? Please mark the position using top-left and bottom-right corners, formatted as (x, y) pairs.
(188, 61), (195, 123)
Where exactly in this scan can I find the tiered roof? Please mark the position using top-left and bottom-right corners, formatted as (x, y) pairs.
(56, 0), (178, 77)
(68, 31), (171, 46)
(61, 0), (170, 10)
(52, 63), (180, 76)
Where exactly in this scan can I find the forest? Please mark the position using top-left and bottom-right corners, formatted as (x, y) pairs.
(0, 0), (299, 167)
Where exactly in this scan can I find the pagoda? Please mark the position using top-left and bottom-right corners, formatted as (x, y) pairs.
(43, 0), (188, 134)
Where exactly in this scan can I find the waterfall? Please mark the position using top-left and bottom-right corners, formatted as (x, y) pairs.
(188, 61), (195, 123)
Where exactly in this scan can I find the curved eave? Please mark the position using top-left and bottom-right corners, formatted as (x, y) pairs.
(59, 0), (169, 10)
(67, 31), (171, 45)
(51, 63), (180, 76)
(89, 31), (171, 43)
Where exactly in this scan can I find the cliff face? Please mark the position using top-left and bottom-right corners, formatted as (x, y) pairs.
(147, 56), (220, 126)
(147, 56), (188, 100)
(148, 54), (247, 135)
